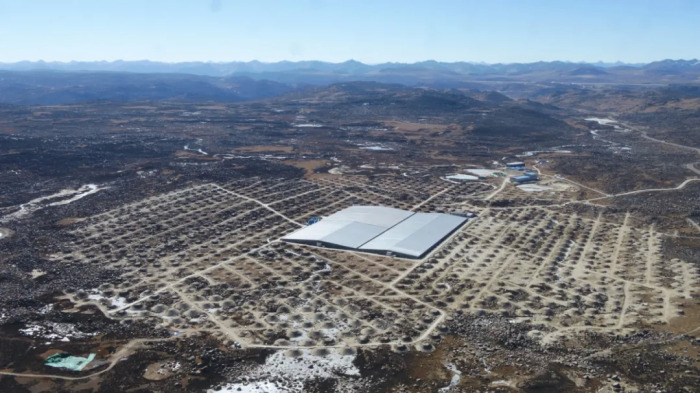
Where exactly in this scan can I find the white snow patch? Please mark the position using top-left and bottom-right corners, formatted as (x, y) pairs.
(359, 145), (393, 151)
(211, 381), (283, 393)
(183, 145), (208, 155)
(19, 322), (97, 342)
(48, 184), (102, 206)
(585, 117), (618, 125)
(328, 167), (344, 175)
(439, 363), (462, 392)
(585, 118), (629, 132)
(209, 349), (359, 393)
(1, 184), (106, 223)
(87, 293), (128, 308)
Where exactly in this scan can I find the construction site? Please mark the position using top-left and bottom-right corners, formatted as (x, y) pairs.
(0, 80), (698, 392)
(50, 174), (697, 358)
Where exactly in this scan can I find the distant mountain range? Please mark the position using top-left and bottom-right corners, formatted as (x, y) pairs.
(0, 72), (293, 105)
(1, 59), (698, 80)
(0, 59), (698, 105)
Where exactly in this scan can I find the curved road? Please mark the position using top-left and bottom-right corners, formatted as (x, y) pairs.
(602, 178), (700, 198)
(618, 119), (700, 176)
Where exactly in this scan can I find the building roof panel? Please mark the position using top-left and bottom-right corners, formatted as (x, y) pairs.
(332, 205), (413, 227)
(360, 213), (466, 257)
(282, 205), (467, 258)
(321, 222), (387, 249)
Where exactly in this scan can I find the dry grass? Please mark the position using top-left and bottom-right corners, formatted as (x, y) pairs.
(383, 120), (449, 134)
(641, 98), (700, 112)
(172, 151), (219, 160)
(282, 159), (330, 178)
(57, 217), (85, 227)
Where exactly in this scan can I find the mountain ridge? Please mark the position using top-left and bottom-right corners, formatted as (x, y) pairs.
(1, 59), (695, 77)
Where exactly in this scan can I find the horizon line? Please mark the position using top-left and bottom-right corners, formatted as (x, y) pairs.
(1, 58), (696, 66)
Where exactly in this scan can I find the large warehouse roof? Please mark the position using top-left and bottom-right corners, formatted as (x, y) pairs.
(282, 206), (413, 249)
(359, 213), (466, 257)
(282, 206), (467, 258)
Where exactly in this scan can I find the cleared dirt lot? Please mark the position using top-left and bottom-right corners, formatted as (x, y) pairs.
(53, 176), (698, 354)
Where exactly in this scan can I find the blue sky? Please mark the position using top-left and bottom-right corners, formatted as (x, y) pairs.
(0, 0), (697, 63)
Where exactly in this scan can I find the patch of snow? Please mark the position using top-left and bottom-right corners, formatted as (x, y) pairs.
(87, 293), (128, 308)
(359, 145), (393, 151)
(294, 123), (324, 128)
(585, 117), (618, 125)
(1, 184), (106, 223)
(137, 169), (158, 178)
(209, 349), (359, 393)
(439, 363), (462, 392)
(320, 328), (340, 339)
(211, 381), (283, 393)
(312, 264), (332, 275)
(49, 184), (102, 206)
(183, 145), (208, 155)
(30, 269), (46, 279)
(492, 380), (515, 388)
(19, 322), (97, 342)
(585, 117), (629, 132)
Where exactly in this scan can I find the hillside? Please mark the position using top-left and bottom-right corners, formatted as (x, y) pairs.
(2, 59), (698, 88)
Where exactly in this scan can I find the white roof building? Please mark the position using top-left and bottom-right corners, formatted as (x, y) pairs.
(282, 206), (467, 258)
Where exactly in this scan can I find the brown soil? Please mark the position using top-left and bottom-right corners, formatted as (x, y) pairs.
(172, 151), (219, 160)
(234, 145), (294, 153)
(666, 297), (700, 335)
(143, 360), (175, 381)
(282, 159), (330, 178)
(56, 218), (85, 227)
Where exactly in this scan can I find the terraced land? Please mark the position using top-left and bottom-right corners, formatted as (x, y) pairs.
(54, 176), (698, 355)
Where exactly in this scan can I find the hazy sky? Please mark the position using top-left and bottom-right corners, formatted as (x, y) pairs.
(0, 0), (697, 63)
